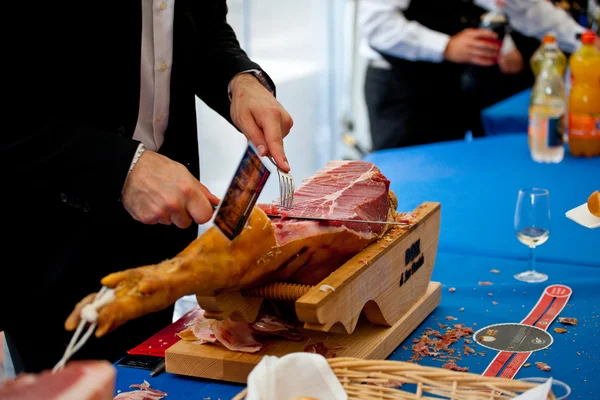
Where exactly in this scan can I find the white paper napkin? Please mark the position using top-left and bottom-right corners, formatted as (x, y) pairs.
(514, 377), (553, 400)
(565, 203), (600, 229)
(245, 353), (347, 400)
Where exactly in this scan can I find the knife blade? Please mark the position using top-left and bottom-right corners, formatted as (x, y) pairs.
(213, 143), (271, 240)
(265, 214), (411, 226)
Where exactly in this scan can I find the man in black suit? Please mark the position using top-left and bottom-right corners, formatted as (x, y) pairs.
(2, 0), (293, 373)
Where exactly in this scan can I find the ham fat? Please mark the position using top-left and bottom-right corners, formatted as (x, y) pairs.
(66, 160), (399, 337)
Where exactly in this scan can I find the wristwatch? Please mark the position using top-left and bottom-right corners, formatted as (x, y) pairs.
(228, 69), (275, 101)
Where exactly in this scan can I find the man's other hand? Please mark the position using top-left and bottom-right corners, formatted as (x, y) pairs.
(229, 73), (294, 172)
(121, 151), (220, 228)
(444, 28), (501, 66)
(499, 49), (524, 74)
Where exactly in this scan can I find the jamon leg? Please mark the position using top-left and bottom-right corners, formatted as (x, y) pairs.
(66, 208), (279, 337)
(66, 193), (398, 337)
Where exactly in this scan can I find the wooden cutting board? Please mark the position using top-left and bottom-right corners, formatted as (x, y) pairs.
(165, 281), (440, 383)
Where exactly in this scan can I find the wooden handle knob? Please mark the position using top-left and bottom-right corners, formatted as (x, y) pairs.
(241, 282), (313, 301)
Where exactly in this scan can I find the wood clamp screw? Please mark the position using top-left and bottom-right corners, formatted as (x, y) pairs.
(241, 282), (313, 301)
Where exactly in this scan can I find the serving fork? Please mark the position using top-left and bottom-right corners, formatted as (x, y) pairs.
(268, 156), (294, 209)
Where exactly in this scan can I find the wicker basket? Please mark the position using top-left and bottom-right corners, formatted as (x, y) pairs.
(232, 357), (556, 400)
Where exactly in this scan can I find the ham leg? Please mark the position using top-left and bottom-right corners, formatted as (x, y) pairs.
(65, 160), (399, 337)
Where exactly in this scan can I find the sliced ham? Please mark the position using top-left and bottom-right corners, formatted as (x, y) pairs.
(211, 319), (262, 353)
(250, 314), (303, 341)
(114, 380), (167, 400)
(177, 306), (303, 352)
(0, 360), (115, 400)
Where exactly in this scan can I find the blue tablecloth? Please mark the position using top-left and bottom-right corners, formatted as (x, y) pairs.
(364, 135), (599, 267)
(115, 366), (244, 400)
(481, 89), (530, 136)
(114, 251), (600, 397)
(385, 252), (600, 397)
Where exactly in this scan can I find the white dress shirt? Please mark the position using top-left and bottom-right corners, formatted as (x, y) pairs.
(133, 0), (174, 152)
(126, 0), (271, 176)
(359, 0), (585, 67)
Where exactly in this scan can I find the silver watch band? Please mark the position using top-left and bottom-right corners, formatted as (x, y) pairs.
(128, 143), (146, 174)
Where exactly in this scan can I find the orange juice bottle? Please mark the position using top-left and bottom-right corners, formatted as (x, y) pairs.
(568, 30), (600, 157)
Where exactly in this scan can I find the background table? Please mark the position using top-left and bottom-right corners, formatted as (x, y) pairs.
(481, 89), (530, 136)
(114, 135), (600, 398)
(364, 135), (599, 267)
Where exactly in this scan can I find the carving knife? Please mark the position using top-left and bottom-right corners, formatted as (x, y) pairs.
(213, 142), (271, 240)
(265, 214), (411, 226)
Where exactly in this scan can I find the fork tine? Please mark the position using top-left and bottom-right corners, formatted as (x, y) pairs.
(281, 173), (288, 209)
(288, 176), (294, 207)
(283, 175), (290, 209)
(278, 171), (284, 208)
(285, 175), (294, 208)
(289, 176), (295, 207)
(267, 155), (294, 209)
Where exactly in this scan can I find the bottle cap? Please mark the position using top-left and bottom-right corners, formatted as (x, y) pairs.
(542, 33), (556, 44)
(581, 30), (596, 45)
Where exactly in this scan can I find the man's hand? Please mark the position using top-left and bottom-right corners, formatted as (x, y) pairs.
(121, 151), (220, 228)
(444, 28), (501, 66)
(230, 73), (294, 172)
(499, 49), (524, 74)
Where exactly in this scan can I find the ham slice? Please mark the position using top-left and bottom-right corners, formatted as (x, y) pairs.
(0, 360), (115, 400)
(250, 314), (303, 341)
(210, 319), (262, 353)
(66, 160), (400, 336)
(176, 309), (218, 344)
(114, 380), (167, 400)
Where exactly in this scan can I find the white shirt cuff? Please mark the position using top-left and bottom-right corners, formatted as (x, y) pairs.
(418, 30), (451, 63)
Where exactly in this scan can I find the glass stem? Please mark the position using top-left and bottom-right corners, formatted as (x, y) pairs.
(529, 246), (536, 272)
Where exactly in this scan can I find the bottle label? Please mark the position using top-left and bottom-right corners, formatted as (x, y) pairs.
(568, 113), (600, 138)
(546, 115), (564, 147)
(529, 114), (565, 148)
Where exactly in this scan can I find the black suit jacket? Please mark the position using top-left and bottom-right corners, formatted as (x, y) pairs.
(2, 0), (274, 361)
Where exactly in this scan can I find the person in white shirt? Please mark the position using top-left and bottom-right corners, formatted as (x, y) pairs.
(359, 0), (597, 150)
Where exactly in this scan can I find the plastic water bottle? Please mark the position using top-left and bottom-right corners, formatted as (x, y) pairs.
(530, 33), (567, 78)
(528, 56), (566, 164)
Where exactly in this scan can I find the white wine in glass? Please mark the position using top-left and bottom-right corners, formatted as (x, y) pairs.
(514, 188), (551, 283)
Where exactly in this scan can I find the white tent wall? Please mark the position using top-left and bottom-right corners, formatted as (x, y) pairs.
(195, 0), (351, 206)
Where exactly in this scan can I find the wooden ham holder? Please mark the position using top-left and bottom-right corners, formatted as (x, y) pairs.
(165, 202), (442, 383)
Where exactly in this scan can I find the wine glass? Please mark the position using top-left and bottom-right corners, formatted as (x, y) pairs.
(514, 188), (551, 283)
